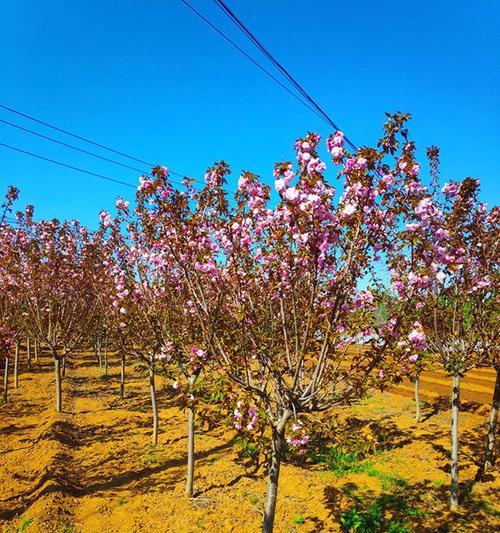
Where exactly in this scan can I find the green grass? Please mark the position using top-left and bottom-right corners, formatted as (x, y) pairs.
(16, 518), (33, 533)
(309, 446), (407, 490)
(340, 494), (416, 533)
(292, 515), (305, 525)
(309, 447), (367, 475)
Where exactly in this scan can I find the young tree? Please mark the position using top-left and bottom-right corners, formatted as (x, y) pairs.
(390, 167), (499, 510)
(102, 189), (216, 495)
(134, 114), (426, 532)
(0, 186), (21, 401)
(13, 209), (103, 411)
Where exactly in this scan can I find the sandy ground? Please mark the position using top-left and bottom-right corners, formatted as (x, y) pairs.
(0, 351), (498, 533)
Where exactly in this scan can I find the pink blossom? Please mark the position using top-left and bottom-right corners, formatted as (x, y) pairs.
(275, 178), (286, 193)
(284, 187), (300, 203)
(342, 203), (357, 216)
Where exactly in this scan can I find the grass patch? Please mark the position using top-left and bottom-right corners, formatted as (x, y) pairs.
(362, 465), (408, 490)
(340, 493), (420, 533)
(292, 515), (305, 524)
(309, 446), (407, 490)
(309, 447), (368, 475)
(11, 518), (33, 533)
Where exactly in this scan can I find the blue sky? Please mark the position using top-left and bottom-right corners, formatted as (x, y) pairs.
(1, 0), (498, 227)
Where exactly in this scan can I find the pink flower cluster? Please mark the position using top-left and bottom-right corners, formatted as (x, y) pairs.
(294, 133), (326, 174)
(286, 419), (309, 448)
(408, 322), (427, 350)
(326, 130), (345, 164)
(233, 401), (259, 432)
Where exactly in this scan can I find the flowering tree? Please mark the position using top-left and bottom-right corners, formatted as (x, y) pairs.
(12, 208), (103, 411)
(0, 187), (21, 402)
(472, 205), (499, 477)
(131, 114), (430, 532)
(100, 188), (219, 497)
(389, 158), (499, 510)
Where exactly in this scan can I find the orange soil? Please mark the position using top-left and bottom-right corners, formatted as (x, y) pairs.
(0, 352), (498, 533)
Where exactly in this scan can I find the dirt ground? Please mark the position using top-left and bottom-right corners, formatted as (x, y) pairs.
(0, 351), (498, 533)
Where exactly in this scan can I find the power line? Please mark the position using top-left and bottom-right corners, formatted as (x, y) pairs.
(0, 118), (150, 175)
(0, 103), (155, 167)
(213, 0), (357, 150)
(185, 0), (357, 151)
(179, 0), (326, 122)
(0, 141), (137, 189)
(0, 104), (204, 185)
(0, 140), (199, 191)
(0, 103), (205, 185)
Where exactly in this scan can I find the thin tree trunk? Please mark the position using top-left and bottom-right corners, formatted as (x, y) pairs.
(415, 371), (421, 423)
(3, 356), (9, 403)
(26, 337), (31, 370)
(481, 367), (499, 474)
(34, 339), (39, 362)
(119, 352), (126, 399)
(97, 338), (102, 367)
(14, 341), (19, 388)
(61, 355), (67, 378)
(54, 356), (62, 412)
(450, 374), (460, 511)
(185, 406), (195, 497)
(104, 337), (108, 376)
(149, 354), (158, 446)
(262, 411), (290, 533)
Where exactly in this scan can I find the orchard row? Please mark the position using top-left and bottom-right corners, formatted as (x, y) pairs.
(0, 113), (498, 532)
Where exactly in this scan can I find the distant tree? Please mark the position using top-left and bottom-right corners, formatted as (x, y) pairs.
(390, 162), (499, 509)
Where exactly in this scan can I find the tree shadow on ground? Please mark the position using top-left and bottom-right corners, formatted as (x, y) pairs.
(0, 435), (238, 520)
(421, 395), (485, 423)
(288, 415), (414, 469)
(323, 477), (498, 532)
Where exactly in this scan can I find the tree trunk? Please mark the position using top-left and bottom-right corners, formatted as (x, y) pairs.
(97, 338), (102, 367)
(34, 339), (39, 362)
(3, 356), (9, 403)
(149, 354), (158, 446)
(104, 337), (108, 376)
(14, 341), (19, 388)
(26, 337), (31, 370)
(54, 356), (62, 412)
(482, 367), (499, 474)
(185, 406), (195, 497)
(262, 411), (290, 533)
(450, 374), (460, 511)
(415, 372), (421, 423)
(119, 352), (126, 399)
